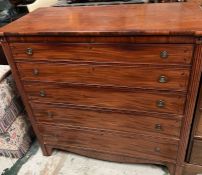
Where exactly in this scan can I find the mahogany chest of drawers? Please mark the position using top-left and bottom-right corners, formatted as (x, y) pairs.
(1, 3), (202, 175)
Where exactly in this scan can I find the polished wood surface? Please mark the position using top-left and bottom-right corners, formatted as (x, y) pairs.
(0, 3), (202, 36)
(31, 102), (182, 138)
(1, 3), (202, 175)
(11, 43), (193, 65)
(38, 124), (179, 163)
(17, 62), (190, 92)
(24, 82), (186, 114)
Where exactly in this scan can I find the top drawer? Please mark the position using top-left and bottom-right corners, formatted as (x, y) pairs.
(10, 43), (193, 65)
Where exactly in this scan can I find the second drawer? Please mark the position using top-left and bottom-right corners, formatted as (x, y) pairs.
(17, 62), (190, 92)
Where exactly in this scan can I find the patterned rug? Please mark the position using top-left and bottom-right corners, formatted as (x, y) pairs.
(0, 65), (31, 159)
(0, 69), (22, 133)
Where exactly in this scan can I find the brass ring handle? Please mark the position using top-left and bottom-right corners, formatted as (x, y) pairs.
(26, 48), (33, 55)
(47, 112), (53, 118)
(158, 75), (168, 83)
(155, 124), (163, 131)
(39, 90), (46, 97)
(160, 51), (168, 59)
(33, 69), (39, 75)
(155, 147), (161, 153)
(156, 100), (165, 108)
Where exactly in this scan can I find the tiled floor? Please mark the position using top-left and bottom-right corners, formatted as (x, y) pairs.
(0, 142), (169, 175)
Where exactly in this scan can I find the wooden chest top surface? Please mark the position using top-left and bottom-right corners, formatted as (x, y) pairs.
(1, 4), (202, 175)
(0, 3), (202, 36)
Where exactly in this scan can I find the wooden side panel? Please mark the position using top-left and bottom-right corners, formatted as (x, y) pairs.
(31, 102), (182, 138)
(23, 82), (186, 115)
(11, 43), (193, 65)
(38, 124), (179, 163)
(17, 62), (190, 92)
(175, 45), (202, 175)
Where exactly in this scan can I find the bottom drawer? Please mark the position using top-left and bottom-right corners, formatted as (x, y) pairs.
(190, 139), (202, 165)
(38, 124), (179, 163)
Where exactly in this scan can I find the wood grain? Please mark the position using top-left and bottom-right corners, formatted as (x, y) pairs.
(0, 39), (50, 156)
(45, 144), (176, 174)
(186, 81), (202, 164)
(11, 43), (193, 65)
(17, 62), (190, 92)
(1, 3), (202, 36)
(31, 102), (182, 138)
(24, 82), (186, 115)
(38, 124), (179, 163)
(175, 45), (202, 175)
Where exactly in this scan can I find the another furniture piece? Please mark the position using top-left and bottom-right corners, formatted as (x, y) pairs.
(182, 79), (202, 175)
(0, 3), (202, 175)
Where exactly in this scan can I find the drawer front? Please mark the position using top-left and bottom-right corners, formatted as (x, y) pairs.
(190, 139), (202, 165)
(11, 43), (193, 65)
(17, 62), (190, 92)
(38, 124), (179, 162)
(24, 82), (186, 114)
(31, 103), (182, 138)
